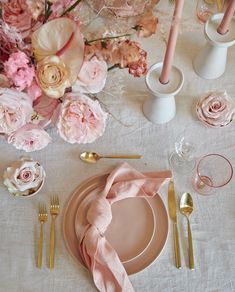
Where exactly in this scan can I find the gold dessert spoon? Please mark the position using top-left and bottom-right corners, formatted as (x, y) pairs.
(180, 192), (195, 270)
(80, 152), (142, 163)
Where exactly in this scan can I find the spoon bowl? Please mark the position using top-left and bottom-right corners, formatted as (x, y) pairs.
(80, 152), (142, 164)
(180, 192), (193, 216)
(80, 152), (100, 163)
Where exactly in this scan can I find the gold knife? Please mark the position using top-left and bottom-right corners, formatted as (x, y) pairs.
(168, 180), (181, 269)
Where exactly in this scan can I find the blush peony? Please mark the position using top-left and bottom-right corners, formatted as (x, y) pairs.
(8, 123), (52, 152)
(0, 88), (33, 134)
(57, 93), (107, 144)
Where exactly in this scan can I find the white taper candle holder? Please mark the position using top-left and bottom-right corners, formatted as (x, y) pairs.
(143, 62), (184, 124)
(193, 13), (235, 80)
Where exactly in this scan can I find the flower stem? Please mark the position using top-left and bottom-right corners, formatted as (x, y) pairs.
(86, 33), (132, 45)
(61, 0), (82, 16)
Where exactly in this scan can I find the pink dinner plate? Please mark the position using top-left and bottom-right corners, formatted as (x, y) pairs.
(74, 190), (156, 264)
(63, 174), (168, 275)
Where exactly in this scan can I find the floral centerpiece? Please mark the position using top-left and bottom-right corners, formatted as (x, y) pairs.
(0, 0), (158, 152)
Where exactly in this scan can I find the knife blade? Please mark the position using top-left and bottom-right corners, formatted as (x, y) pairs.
(168, 180), (181, 269)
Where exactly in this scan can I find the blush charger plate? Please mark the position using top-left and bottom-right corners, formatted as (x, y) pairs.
(63, 174), (168, 275)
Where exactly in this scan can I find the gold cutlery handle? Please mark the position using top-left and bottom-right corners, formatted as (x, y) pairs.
(187, 218), (194, 270)
(102, 155), (142, 159)
(173, 222), (181, 269)
(49, 217), (55, 269)
(37, 222), (43, 268)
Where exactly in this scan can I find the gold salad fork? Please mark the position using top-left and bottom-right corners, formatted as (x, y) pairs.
(49, 196), (60, 269)
(37, 204), (48, 268)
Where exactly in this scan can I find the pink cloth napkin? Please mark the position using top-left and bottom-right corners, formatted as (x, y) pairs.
(78, 163), (172, 292)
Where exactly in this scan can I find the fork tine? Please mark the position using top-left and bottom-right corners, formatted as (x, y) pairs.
(55, 196), (59, 206)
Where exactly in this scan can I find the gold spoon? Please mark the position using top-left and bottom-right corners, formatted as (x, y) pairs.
(180, 192), (195, 270)
(80, 152), (142, 163)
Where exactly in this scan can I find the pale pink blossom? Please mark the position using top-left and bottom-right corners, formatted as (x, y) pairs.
(135, 11), (158, 38)
(57, 93), (107, 144)
(75, 57), (108, 94)
(3, 157), (45, 196)
(85, 40), (147, 77)
(110, 40), (148, 77)
(4, 51), (35, 91)
(0, 88), (33, 134)
(26, 0), (44, 20)
(196, 91), (235, 128)
(0, 20), (23, 64)
(2, 0), (34, 37)
(8, 123), (52, 152)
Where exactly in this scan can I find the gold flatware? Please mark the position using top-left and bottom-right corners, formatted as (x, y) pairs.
(49, 196), (60, 269)
(168, 180), (181, 269)
(80, 152), (142, 164)
(37, 203), (48, 268)
(180, 192), (194, 270)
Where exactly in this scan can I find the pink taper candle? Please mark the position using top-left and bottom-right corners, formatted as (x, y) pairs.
(217, 0), (235, 35)
(159, 0), (184, 84)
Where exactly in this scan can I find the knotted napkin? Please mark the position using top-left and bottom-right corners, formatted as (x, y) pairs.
(77, 163), (171, 292)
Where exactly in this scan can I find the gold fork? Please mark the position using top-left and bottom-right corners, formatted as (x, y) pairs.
(37, 204), (48, 268)
(49, 196), (60, 269)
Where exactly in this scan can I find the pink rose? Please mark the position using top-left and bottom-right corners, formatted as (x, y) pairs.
(196, 91), (235, 128)
(4, 51), (35, 91)
(2, 0), (34, 37)
(0, 88), (33, 134)
(75, 57), (108, 94)
(3, 157), (45, 196)
(8, 123), (52, 152)
(57, 93), (107, 144)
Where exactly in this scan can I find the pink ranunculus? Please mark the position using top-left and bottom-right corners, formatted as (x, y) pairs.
(57, 93), (107, 144)
(4, 51), (35, 91)
(8, 123), (52, 152)
(2, 0), (34, 37)
(196, 91), (235, 128)
(75, 57), (108, 94)
(0, 88), (33, 134)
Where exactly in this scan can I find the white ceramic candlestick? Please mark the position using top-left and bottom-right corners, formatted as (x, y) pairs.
(193, 14), (235, 79)
(143, 62), (184, 124)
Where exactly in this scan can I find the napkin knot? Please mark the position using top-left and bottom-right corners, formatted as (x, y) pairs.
(87, 197), (112, 234)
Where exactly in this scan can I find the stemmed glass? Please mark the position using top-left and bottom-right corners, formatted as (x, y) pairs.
(169, 122), (210, 174)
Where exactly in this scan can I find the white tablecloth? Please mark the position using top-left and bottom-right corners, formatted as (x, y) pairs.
(1, 2), (235, 292)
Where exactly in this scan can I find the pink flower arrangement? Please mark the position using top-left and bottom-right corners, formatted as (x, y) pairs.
(0, 0), (157, 152)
